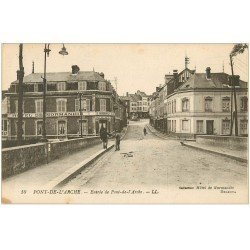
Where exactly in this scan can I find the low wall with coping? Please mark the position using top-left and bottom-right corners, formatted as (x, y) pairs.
(2, 136), (101, 179)
(196, 135), (248, 150)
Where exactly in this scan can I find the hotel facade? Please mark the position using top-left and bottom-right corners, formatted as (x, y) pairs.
(2, 65), (127, 140)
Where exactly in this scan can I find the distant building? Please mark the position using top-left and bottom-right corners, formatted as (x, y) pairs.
(121, 90), (151, 119)
(3, 65), (127, 140)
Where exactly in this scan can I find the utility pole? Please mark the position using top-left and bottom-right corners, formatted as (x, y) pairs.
(79, 93), (83, 137)
(230, 55), (238, 136)
(17, 44), (24, 145)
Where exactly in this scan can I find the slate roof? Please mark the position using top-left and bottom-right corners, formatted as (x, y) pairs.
(12, 71), (105, 84)
(178, 72), (248, 90)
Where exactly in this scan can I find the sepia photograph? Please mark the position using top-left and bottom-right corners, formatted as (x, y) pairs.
(1, 43), (249, 204)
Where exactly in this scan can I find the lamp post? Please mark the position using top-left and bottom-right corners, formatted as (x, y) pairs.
(41, 43), (69, 142)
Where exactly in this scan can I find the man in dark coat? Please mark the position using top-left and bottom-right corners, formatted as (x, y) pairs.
(100, 125), (108, 149)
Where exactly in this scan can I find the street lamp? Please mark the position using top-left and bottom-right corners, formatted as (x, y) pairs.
(41, 43), (68, 142)
(77, 92), (83, 137)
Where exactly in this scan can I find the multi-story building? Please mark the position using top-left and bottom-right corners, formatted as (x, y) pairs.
(149, 66), (248, 138)
(121, 90), (151, 119)
(3, 65), (127, 140)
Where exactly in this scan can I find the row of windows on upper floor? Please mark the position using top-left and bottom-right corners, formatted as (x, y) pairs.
(9, 81), (110, 93)
(165, 96), (248, 114)
(12, 98), (112, 113)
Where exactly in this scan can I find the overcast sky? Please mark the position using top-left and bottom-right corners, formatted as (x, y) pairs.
(2, 44), (248, 95)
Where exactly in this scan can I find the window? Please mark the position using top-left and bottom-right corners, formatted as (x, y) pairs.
(240, 96), (248, 111)
(36, 121), (43, 135)
(205, 97), (213, 112)
(78, 81), (87, 91)
(182, 98), (189, 112)
(15, 100), (24, 113)
(173, 120), (176, 132)
(173, 100), (176, 113)
(196, 120), (204, 133)
(57, 82), (66, 91)
(222, 97), (230, 112)
(2, 119), (8, 136)
(58, 121), (66, 135)
(240, 120), (248, 135)
(100, 99), (106, 111)
(182, 120), (189, 131)
(222, 119), (230, 135)
(34, 83), (38, 92)
(75, 99), (90, 112)
(35, 99), (43, 113)
(15, 121), (25, 135)
(99, 82), (106, 91)
(57, 99), (67, 112)
(79, 120), (88, 135)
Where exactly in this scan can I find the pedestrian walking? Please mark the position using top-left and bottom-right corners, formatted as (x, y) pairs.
(143, 127), (147, 136)
(115, 131), (121, 151)
(100, 125), (109, 149)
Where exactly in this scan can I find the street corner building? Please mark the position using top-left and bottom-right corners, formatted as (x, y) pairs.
(149, 66), (248, 138)
(2, 65), (127, 141)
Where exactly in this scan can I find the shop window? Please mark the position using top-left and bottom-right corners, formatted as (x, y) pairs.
(240, 120), (248, 135)
(182, 120), (189, 131)
(36, 121), (43, 135)
(196, 120), (204, 133)
(222, 119), (230, 135)
(58, 121), (66, 135)
(2, 119), (8, 136)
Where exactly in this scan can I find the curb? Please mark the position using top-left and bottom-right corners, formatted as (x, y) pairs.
(44, 144), (114, 189)
(181, 143), (247, 163)
(146, 124), (172, 140)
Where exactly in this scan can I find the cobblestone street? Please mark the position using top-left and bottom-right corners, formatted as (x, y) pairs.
(65, 120), (248, 203)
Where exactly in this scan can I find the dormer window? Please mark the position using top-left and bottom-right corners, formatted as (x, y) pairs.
(99, 81), (106, 91)
(78, 81), (87, 91)
(57, 82), (66, 91)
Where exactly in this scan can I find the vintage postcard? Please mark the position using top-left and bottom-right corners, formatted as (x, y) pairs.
(1, 43), (248, 204)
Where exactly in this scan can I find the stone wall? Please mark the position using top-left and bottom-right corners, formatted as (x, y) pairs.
(196, 135), (248, 150)
(2, 136), (101, 179)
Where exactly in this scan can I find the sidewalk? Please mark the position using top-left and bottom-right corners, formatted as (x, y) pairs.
(2, 141), (105, 190)
(146, 124), (176, 140)
(2, 127), (128, 191)
(182, 141), (248, 163)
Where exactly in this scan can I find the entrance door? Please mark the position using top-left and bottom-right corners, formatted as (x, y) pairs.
(206, 120), (214, 135)
(99, 120), (107, 133)
(58, 121), (66, 135)
(79, 120), (88, 135)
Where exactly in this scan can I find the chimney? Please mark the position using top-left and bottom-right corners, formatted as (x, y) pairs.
(206, 67), (211, 79)
(71, 65), (80, 74)
(173, 69), (178, 79)
(32, 61), (34, 74)
(99, 72), (105, 79)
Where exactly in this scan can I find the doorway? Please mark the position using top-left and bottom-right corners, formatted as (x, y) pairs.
(206, 120), (214, 135)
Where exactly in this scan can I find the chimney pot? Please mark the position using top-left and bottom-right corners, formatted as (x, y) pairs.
(206, 67), (211, 79)
(71, 65), (80, 74)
